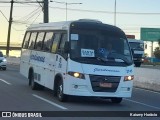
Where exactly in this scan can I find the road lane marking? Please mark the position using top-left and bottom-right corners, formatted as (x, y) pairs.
(134, 87), (160, 95)
(32, 94), (68, 110)
(124, 98), (160, 110)
(0, 79), (11, 85)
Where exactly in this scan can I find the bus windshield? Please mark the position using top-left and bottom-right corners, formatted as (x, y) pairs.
(70, 23), (133, 66)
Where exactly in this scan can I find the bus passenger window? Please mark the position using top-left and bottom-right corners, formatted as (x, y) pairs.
(28, 32), (37, 49)
(23, 32), (31, 49)
(51, 33), (61, 53)
(35, 32), (45, 50)
(42, 32), (53, 52)
(59, 33), (67, 52)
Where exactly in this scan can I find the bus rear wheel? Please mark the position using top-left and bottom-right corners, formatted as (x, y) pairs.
(57, 80), (67, 102)
(111, 98), (122, 104)
(29, 71), (40, 90)
(30, 74), (38, 90)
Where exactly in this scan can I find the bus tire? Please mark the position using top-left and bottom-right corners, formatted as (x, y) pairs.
(57, 80), (67, 102)
(111, 98), (122, 104)
(29, 71), (38, 90)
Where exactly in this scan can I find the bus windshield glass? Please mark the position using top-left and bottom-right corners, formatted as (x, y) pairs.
(70, 23), (132, 66)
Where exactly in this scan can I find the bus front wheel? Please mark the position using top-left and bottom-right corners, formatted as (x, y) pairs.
(57, 80), (67, 102)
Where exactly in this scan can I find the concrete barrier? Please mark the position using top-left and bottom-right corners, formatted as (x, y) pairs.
(134, 68), (160, 92)
(7, 57), (20, 65)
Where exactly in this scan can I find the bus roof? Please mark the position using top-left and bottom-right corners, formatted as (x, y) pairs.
(26, 19), (103, 31)
(27, 21), (72, 31)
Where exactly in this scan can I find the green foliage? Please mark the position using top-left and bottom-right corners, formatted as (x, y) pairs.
(154, 39), (160, 59)
(154, 47), (160, 59)
(144, 53), (148, 57)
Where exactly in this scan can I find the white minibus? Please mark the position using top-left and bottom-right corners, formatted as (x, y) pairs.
(20, 19), (134, 103)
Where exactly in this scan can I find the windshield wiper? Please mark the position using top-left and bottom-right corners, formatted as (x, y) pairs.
(107, 52), (132, 65)
(97, 56), (115, 62)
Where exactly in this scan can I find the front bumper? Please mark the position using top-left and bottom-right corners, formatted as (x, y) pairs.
(0, 61), (7, 68)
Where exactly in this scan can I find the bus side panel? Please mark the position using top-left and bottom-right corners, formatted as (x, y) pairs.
(43, 53), (56, 90)
(54, 54), (67, 88)
(29, 51), (56, 90)
(20, 49), (31, 78)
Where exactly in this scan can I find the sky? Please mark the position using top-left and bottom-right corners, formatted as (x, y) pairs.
(0, 0), (160, 43)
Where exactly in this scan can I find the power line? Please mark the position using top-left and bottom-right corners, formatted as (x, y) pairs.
(23, 7), (42, 22)
(1, 1), (160, 15)
(15, 1), (40, 7)
(14, 6), (41, 22)
(13, 8), (42, 24)
(0, 5), (38, 7)
(0, 0), (47, 56)
(0, 10), (9, 22)
(31, 9), (42, 24)
(36, 0), (43, 8)
(49, 6), (160, 15)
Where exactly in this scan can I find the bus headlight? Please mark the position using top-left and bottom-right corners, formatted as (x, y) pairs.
(68, 72), (85, 79)
(124, 75), (134, 81)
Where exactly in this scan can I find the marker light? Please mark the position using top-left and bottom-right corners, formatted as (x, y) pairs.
(68, 72), (85, 79)
(124, 75), (134, 81)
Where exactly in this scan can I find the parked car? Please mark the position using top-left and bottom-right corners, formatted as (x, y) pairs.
(0, 51), (7, 70)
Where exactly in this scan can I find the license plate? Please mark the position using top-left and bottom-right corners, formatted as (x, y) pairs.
(99, 82), (112, 88)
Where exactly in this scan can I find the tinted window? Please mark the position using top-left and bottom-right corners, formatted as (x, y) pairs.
(59, 33), (67, 50)
(28, 32), (37, 49)
(42, 32), (53, 52)
(70, 25), (132, 66)
(51, 33), (61, 53)
(35, 32), (45, 50)
(23, 32), (31, 49)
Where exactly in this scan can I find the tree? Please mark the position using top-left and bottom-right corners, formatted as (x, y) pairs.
(154, 39), (160, 59)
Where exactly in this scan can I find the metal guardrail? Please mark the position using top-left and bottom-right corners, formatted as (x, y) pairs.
(0, 46), (21, 50)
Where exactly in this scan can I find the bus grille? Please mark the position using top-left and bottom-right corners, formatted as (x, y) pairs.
(89, 75), (121, 92)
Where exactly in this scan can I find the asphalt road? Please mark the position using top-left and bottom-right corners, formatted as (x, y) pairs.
(0, 64), (160, 120)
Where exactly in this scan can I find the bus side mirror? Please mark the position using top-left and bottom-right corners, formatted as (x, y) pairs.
(64, 41), (70, 53)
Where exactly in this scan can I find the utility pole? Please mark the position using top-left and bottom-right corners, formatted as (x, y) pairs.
(6, 0), (14, 57)
(43, 0), (49, 23)
(114, 0), (116, 26)
(50, 1), (82, 21)
(0, 0), (48, 56)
